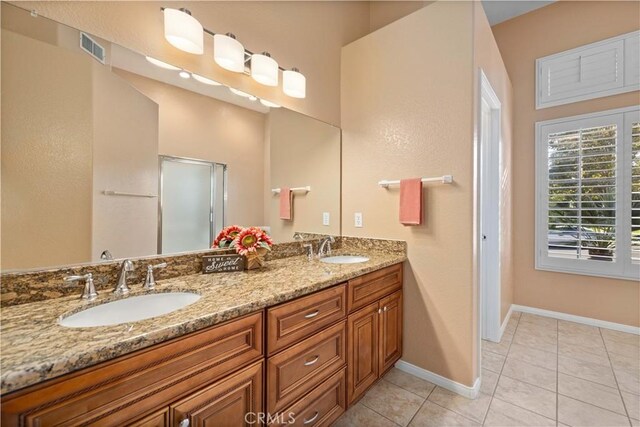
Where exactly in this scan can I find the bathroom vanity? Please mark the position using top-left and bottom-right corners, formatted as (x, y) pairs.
(1, 257), (404, 426)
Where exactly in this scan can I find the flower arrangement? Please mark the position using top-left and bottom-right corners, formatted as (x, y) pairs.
(212, 225), (273, 269)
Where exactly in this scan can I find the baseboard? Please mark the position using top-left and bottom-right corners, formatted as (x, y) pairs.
(499, 304), (514, 340)
(512, 304), (640, 336)
(395, 360), (481, 399)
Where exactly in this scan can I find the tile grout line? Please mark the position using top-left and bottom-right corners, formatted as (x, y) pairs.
(481, 311), (522, 426)
(359, 395), (405, 427)
(599, 326), (634, 427)
(405, 382), (438, 426)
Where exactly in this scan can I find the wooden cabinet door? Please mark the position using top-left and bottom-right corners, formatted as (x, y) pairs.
(171, 360), (263, 427)
(378, 290), (403, 374)
(346, 302), (379, 405)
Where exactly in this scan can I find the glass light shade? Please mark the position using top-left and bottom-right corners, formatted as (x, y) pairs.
(251, 53), (279, 86)
(145, 56), (181, 70)
(214, 34), (245, 73)
(192, 74), (221, 85)
(229, 87), (253, 98)
(283, 68), (306, 98)
(260, 99), (281, 108)
(163, 8), (204, 55)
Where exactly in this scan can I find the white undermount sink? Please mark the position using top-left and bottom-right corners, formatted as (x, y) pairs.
(320, 255), (370, 264)
(59, 292), (201, 328)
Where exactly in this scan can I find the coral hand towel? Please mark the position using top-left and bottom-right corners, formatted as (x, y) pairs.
(279, 187), (292, 220)
(399, 178), (422, 225)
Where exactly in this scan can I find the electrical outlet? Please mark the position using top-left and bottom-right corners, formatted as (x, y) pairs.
(322, 212), (330, 226)
(355, 212), (363, 228)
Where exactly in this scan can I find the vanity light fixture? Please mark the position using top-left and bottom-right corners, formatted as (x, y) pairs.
(229, 87), (253, 98)
(260, 99), (281, 108)
(251, 52), (278, 87)
(145, 56), (181, 70)
(283, 68), (306, 99)
(192, 73), (222, 86)
(160, 8), (306, 98)
(214, 33), (245, 73)
(163, 8), (204, 55)
(178, 70), (191, 79)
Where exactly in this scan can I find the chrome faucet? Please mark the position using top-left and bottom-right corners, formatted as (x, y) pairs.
(114, 259), (134, 295)
(303, 243), (314, 261)
(64, 273), (98, 301)
(317, 236), (335, 258)
(144, 262), (167, 290)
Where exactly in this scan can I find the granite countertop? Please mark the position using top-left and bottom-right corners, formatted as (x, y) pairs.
(0, 250), (405, 394)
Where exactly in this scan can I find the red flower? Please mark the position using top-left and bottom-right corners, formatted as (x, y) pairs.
(212, 225), (243, 248)
(232, 227), (273, 256)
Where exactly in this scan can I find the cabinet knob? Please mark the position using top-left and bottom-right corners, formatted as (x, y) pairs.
(378, 308), (382, 314)
(383, 306), (388, 312)
(304, 310), (320, 319)
(304, 355), (320, 366)
(179, 419), (190, 427)
(303, 411), (319, 425)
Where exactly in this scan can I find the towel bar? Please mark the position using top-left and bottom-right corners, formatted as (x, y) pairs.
(378, 175), (453, 188)
(272, 186), (311, 194)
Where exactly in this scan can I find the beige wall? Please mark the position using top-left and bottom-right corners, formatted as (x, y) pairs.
(92, 64), (159, 262)
(472, 3), (515, 326)
(342, 2), (477, 386)
(267, 108), (341, 242)
(492, 1), (640, 327)
(114, 69), (266, 231)
(1, 29), (93, 270)
(13, 1), (374, 127)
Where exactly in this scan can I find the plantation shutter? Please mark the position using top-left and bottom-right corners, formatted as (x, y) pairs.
(546, 123), (618, 262)
(630, 120), (640, 264)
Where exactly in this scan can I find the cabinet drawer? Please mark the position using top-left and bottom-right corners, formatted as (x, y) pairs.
(171, 360), (263, 427)
(267, 321), (346, 413)
(348, 263), (402, 313)
(129, 409), (169, 427)
(269, 368), (346, 427)
(1, 312), (264, 427)
(268, 284), (346, 355)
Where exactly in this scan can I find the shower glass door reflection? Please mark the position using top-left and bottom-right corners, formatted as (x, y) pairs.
(159, 156), (226, 254)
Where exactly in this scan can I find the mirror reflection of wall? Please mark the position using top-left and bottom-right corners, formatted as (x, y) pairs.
(0, 3), (341, 272)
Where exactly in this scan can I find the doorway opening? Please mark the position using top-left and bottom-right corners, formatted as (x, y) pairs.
(478, 70), (502, 344)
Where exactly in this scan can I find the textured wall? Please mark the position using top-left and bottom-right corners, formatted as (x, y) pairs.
(267, 108), (341, 242)
(114, 69), (267, 233)
(492, 1), (640, 327)
(92, 64), (159, 262)
(1, 29), (93, 270)
(472, 2), (515, 326)
(342, 2), (477, 386)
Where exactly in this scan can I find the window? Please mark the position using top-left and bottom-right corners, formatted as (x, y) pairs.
(536, 106), (640, 280)
(536, 31), (640, 109)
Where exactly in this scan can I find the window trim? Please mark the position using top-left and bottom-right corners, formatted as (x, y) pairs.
(535, 105), (640, 281)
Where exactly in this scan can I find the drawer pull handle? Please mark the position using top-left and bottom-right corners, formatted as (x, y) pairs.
(304, 355), (320, 366)
(303, 411), (319, 424)
(304, 310), (320, 319)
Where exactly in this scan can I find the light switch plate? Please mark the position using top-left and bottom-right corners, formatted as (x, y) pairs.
(322, 212), (330, 226)
(355, 212), (363, 228)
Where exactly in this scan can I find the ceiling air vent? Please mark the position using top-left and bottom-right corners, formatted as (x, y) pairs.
(79, 32), (106, 64)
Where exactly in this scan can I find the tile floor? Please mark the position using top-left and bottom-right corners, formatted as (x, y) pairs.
(335, 312), (640, 427)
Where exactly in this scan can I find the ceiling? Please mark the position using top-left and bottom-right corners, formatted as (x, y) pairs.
(482, 0), (556, 26)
